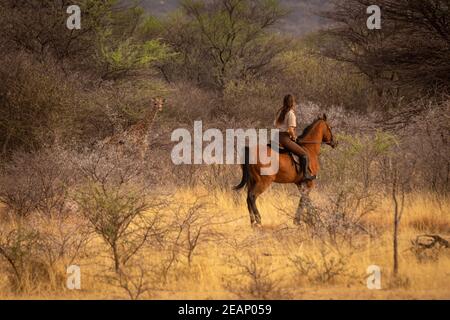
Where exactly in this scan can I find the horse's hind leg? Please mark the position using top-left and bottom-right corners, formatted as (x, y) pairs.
(248, 179), (271, 227)
(294, 194), (303, 225)
(246, 189), (257, 226)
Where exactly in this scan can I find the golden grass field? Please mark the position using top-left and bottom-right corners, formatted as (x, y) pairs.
(1, 186), (449, 300)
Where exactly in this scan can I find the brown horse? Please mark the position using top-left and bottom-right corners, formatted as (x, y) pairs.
(234, 114), (337, 227)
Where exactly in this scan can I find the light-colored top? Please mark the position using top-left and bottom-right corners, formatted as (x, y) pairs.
(274, 109), (296, 132)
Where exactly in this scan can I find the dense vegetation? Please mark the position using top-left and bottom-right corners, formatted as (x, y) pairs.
(0, 0), (448, 298)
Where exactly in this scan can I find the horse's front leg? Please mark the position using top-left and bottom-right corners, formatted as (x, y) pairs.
(294, 184), (312, 225)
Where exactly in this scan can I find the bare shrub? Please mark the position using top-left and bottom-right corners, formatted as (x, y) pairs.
(312, 132), (398, 236)
(273, 47), (376, 112)
(0, 52), (93, 154)
(0, 225), (47, 292)
(223, 253), (290, 300)
(300, 193), (376, 247)
(0, 146), (89, 293)
(151, 197), (230, 284)
(104, 254), (161, 300)
(165, 82), (219, 124)
(29, 213), (91, 276)
(290, 246), (356, 285)
(0, 213), (89, 293)
(222, 79), (281, 124)
(0, 147), (76, 218)
(399, 100), (450, 194)
(171, 197), (225, 266)
(74, 148), (165, 274)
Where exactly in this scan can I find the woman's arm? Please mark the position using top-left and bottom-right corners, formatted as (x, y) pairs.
(287, 111), (297, 140)
(288, 126), (296, 140)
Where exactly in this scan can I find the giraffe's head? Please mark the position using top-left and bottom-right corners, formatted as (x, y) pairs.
(151, 97), (166, 112)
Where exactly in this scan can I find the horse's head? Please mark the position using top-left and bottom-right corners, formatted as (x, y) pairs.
(318, 114), (337, 148)
(151, 97), (166, 112)
(296, 114), (338, 148)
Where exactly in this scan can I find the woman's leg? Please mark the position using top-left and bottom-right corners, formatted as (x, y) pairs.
(279, 133), (316, 181)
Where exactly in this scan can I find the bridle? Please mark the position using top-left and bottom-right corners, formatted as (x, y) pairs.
(296, 120), (336, 147)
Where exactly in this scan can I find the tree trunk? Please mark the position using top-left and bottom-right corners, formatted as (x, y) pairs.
(392, 172), (401, 276)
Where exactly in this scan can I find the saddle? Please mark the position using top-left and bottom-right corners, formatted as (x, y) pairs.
(267, 143), (302, 173)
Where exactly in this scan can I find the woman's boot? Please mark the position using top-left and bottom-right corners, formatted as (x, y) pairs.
(300, 155), (316, 181)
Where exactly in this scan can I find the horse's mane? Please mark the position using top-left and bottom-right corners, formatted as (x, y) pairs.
(298, 118), (321, 140)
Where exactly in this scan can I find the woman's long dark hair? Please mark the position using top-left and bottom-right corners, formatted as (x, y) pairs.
(276, 94), (295, 125)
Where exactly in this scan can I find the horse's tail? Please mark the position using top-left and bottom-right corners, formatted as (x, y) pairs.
(233, 146), (250, 191)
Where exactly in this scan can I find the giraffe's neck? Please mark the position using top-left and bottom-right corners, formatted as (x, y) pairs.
(142, 107), (160, 130)
(128, 106), (160, 136)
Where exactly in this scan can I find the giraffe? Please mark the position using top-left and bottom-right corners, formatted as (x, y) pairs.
(98, 97), (166, 161)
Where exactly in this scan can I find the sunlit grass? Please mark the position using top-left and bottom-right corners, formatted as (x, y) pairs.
(0, 189), (449, 299)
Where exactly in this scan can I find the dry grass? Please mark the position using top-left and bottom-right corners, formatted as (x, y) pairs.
(0, 187), (449, 300)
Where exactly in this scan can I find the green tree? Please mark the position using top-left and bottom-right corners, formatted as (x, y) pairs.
(161, 0), (289, 90)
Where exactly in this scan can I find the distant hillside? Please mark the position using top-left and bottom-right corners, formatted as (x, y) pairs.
(138, 0), (332, 35)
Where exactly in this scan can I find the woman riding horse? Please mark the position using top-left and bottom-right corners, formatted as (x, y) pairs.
(234, 94), (337, 227)
(274, 94), (315, 181)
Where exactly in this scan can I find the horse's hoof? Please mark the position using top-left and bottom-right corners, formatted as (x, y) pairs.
(252, 223), (262, 229)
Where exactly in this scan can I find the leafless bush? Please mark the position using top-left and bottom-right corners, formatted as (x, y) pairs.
(222, 79), (281, 124)
(165, 82), (219, 124)
(198, 165), (241, 194)
(279, 47), (377, 111)
(151, 197), (231, 284)
(399, 100), (450, 194)
(0, 225), (47, 292)
(223, 253), (290, 300)
(0, 147), (76, 218)
(0, 213), (89, 293)
(0, 168), (90, 293)
(290, 246), (356, 285)
(302, 192), (376, 247)
(29, 213), (91, 272)
(104, 254), (162, 300)
(298, 102), (378, 134)
(0, 51), (97, 154)
(171, 197), (226, 266)
(301, 131), (399, 241)
(74, 148), (166, 274)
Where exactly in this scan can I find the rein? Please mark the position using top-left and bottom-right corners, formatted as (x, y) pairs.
(296, 119), (333, 145)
